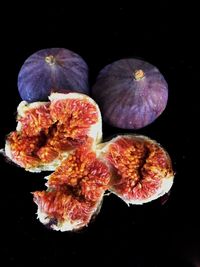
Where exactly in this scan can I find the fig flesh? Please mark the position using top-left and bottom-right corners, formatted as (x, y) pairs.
(92, 58), (168, 129)
(2, 92), (174, 230)
(99, 135), (174, 205)
(33, 134), (174, 231)
(33, 144), (111, 231)
(4, 92), (102, 172)
(18, 48), (89, 102)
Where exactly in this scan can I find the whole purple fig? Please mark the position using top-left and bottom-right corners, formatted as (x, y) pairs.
(18, 48), (89, 102)
(92, 58), (168, 129)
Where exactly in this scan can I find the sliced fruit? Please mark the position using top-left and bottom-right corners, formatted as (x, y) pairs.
(99, 135), (174, 205)
(33, 145), (111, 231)
(4, 92), (102, 172)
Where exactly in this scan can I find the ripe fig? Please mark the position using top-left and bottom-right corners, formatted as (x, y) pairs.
(33, 134), (174, 230)
(99, 135), (174, 204)
(33, 144), (111, 231)
(4, 92), (102, 172)
(18, 48), (89, 102)
(92, 58), (168, 129)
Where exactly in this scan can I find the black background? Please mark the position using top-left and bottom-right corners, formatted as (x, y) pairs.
(1, 3), (199, 266)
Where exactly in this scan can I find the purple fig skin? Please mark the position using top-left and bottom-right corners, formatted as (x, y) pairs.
(18, 48), (89, 102)
(92, 58), (168, 129)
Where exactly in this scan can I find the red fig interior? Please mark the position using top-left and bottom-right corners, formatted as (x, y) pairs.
(5, 93), (102, 171)
(33, 134), (174, 231)
(101, 135), (174, 204)
(33, 144), (111, 231)
(3, 93), (174, 230)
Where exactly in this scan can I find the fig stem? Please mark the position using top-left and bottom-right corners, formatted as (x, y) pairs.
(45, 55), (56, 66)
(134, 69), (145, 80)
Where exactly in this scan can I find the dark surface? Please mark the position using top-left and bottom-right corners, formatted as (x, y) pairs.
(1, 4), (199, 267)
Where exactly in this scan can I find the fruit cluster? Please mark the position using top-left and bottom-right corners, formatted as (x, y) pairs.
(2, 48), (174, 231)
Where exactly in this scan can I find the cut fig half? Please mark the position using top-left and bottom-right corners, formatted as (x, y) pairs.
(98, 135), (174, 205)
(33, 144), (111, 231)
(4, 92), (102, 172)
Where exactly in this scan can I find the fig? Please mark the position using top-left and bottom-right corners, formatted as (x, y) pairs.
(33, 144), (111, 231)
(92, 58), (168, 129)
(18, 48), (89, 102)
(4, 92), (102, 172)
(99, 135), (174, 205)
(33, 134), (174, 231)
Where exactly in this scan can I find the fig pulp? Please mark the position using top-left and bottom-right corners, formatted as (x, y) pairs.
(18, 48), (89, 102)
(92, 58), (168, 129)
(2, 92), (174, 231)
(33, 134), (174, 230)
(99, 135), (174, 205)
(4, 93), (102, 172)
(33, 144), (111, 231)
